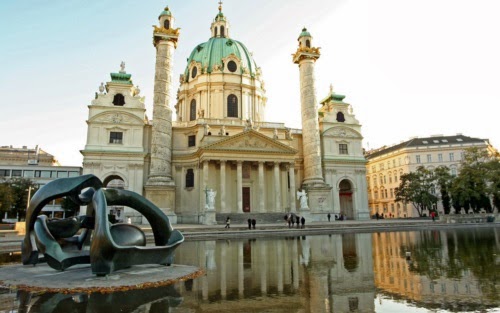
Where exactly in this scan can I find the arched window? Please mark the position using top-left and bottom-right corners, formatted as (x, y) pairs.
(227, 94), (238, 117)
(164, 19), (170, 29)
(306, 39), (311, 48)
(220, 26), (225, 37)
(185, 169), (194, 188)
(336, 112), (345, 122)
(214, 27), (218, 37)
(113, 93), (125, 106)
(190, 99), (196, 121)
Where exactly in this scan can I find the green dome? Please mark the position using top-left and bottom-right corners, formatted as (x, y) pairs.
(159, 6), (171, 19)
(184, 37), (258, 78)
(298, 27), (311, 39)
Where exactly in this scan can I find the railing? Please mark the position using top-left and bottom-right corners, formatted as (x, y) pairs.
(441, 213), (497, 224)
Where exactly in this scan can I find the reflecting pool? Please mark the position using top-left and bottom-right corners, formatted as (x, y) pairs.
(1, 227), (498, 312)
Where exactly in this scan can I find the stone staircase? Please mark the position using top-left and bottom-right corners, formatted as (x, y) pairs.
(216, 213), (288, 225)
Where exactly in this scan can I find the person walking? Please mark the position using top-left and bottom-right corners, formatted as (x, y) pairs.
(225, 217), (231, 228)
(301, 216), (305, 228)
(251, 219), (256, 229)
(327, 213), (331, 222)
(247, 218), (252, 229)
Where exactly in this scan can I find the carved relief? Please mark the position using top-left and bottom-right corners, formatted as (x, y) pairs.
(324, 127), (361, 139)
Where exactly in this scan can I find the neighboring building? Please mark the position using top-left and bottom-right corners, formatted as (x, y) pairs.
(0, 145), (82, 218)
(364, 134), (495, 218)
(81, 4), (370, 224)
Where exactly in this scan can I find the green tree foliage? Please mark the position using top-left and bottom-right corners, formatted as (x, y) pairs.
(434, 166), (453, 214)
(450, 147), (494, 213)
(395, 166), (437, 217)
(6, 178), (39, 221)
(0, 181), (14, 219)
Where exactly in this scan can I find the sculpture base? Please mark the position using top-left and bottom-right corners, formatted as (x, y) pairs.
(0, 263), (203, 293)
(202, 210), (217, 225)
(144, 184), (177, 224)
(303, 184), (333, 213)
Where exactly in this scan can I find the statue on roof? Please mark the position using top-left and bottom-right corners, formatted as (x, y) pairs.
(120, 61), (126, 73)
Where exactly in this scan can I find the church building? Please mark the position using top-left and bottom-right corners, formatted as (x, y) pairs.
(81, 4), (370, 224)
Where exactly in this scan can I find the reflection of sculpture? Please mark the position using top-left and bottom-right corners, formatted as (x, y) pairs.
(21, 174), (184, 276)
(297, 189), (309, 209)
(15, 284), (183, 312)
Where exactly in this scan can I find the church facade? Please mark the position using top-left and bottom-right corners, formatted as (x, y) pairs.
(81, 4), (370, 224)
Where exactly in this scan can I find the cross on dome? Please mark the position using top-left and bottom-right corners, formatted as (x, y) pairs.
(218, 0), (223, 12)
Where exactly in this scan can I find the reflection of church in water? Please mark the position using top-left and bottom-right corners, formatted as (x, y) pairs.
(81, 3), (370, 224)
(175, 234), (376, 312)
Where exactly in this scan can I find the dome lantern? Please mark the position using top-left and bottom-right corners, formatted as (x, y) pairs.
(211, 1), (230, 38)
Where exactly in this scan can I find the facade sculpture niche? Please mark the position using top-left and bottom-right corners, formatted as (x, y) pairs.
(21, 174), (184, 276)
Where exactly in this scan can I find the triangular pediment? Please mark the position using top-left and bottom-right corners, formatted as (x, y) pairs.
(202, 130), (297, 155)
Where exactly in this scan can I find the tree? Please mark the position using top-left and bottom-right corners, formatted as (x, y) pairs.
(395, 166), (437, 217)
(61, 196), (80, 217)
(450, 147), (492, 213)
(433, 166), (453, 214)
(485, 155), (500, 211)
(0, 181), (14, 220)
(8, 178), (39, 221)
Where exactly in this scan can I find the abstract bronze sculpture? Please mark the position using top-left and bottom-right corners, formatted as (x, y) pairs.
(21, 174), (184, 276)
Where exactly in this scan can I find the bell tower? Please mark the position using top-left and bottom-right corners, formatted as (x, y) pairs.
(144, 5), (180, 223)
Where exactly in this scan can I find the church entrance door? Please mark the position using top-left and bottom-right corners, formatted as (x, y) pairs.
(339, 179), (354, 219)
(243, 187), (251, 212)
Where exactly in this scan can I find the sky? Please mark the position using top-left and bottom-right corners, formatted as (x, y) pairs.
(1, 0), (499, 166)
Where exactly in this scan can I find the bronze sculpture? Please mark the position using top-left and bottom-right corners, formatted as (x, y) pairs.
(21, 174), (184, 276)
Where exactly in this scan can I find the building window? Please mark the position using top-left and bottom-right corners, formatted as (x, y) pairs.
(427, 154), (432, 163)
(164, 19), (170, 29)
(390, 189), (394, 198)
(306, 39), (311, 48)
(339, 144), (348, 155)
(389, 176), (392, 183)
(23, 170), (34, 178)
(12, 170), (22, 177)
(336, 112), (345, 122)
(188, 135), (196, 147)
(394, 172), (397, 183)
(387, 161), (391, 169)
(438, 153), (443, 162)
(392, 160), (396, 168)
(191, 66), (197, 79)
(227, 60), (237, 73)
(185, 169), (194, 188)
(220, 25), (225, 37)
(374, 190), (378, 199)
(190, 99), (196, 121)
(416, 155), (421, 164)
(110, 131), (123, 144)
(450, 167), (457, 176)
(373, 176), (377, 186)
(0, 169), (10, 177)
(227, 94), (238, 117)
(113, 93), (125, 106)
(214, 27), (217, 37)
(449, 153), (454, 161)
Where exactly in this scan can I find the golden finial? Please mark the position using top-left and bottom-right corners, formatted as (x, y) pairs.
(218, 0), (223, 12)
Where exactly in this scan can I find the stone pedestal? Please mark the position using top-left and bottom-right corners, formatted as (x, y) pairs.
(203, 209), (217, 225)
(144, 185), (177, 224)
(303, 184), (332, 221)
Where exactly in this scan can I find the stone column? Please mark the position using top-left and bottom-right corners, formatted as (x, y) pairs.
(274, 162), (281, 212)
(237, 161), (243, 212)
(148, 40), (176, 184)
(202, 160), (209, 207)
(258, 161), (265, 212)
(220, 160), (227, 213)
(145, 23), (179, 222)
(293, 41), (323, 187)
(289, 163), (296, 212)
